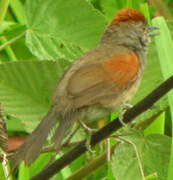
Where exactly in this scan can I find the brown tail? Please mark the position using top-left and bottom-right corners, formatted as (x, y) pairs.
(51, 111), (77, 150)
(11, 108), (77, 170)
(11, 108), (58, 168)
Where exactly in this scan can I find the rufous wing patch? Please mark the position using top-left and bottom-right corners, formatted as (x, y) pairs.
(103, 52), (139, 87)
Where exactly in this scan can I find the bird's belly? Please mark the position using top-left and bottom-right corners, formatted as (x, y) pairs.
(83, 83), (138, 123)
(83, 104), (111, 123)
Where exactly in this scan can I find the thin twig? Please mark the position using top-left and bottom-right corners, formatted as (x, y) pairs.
(117, 136), (145, 180)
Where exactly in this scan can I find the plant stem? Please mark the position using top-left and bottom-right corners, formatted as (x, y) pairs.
(0, 37), (17, 61)
(0, 0), (9, 28)
(0, 31), (25, 51)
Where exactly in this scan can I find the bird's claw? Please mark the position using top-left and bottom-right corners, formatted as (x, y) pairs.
(78, 120), (97, 152)
(118, 103), (132, 126)
(86, 128), (97, 153)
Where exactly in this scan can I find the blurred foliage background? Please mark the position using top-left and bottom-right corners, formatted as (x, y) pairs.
(0, 0), (173, 180)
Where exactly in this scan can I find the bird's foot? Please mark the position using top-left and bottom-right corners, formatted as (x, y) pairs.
(118, 104), (132, 126)
(78, 120), (97, 153)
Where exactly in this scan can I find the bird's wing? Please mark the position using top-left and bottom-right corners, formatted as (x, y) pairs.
(67, 52), (139, 107)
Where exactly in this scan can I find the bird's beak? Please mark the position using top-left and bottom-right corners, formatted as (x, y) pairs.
(148, 26), (159, 37)
(148, 26), (159, 31)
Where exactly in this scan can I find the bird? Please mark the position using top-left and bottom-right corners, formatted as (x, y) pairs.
(12, 8), (156, 167)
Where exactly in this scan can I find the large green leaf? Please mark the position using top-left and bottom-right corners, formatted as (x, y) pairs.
(152, 17), (173, 180)
(24, 0), (106, 60)
(0, 60), (70, 132)
(111, 130), (171, 180)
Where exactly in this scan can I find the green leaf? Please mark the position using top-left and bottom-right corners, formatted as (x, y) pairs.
(0, 60), (70, 132)
(25, 0), (106, 60)
(144, 173), (158, 180)
(101, 0), (121, 21)
(140, 3), (151, 24)
(18, 163), (30, 180)
(0, 0), (9, 28)
(6, 116), (24, 132)
(0, 21), (15, 34)
(0, 164), (6, 180)
(9, 0), (25, 24)
(152, 17), (173, 180)
(111, 131), (171, 180)
(18, 153), (53, 179)
(144, 112), (165, 135)
(29, 152), (52, 177)
(25, 33), (84, 60)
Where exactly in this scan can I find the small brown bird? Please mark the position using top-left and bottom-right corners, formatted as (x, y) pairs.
(12, 8), (155, 167)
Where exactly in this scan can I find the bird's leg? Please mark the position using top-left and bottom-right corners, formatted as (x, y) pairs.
(78, 120), (97, 153)
(118, 104), (133, 126)
(62, 124), (80, 147)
